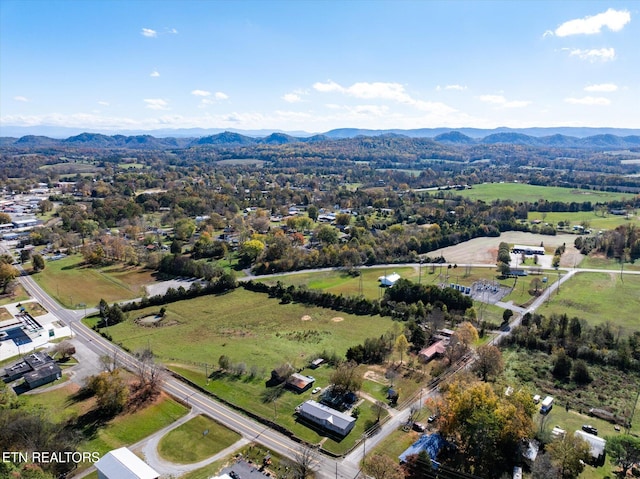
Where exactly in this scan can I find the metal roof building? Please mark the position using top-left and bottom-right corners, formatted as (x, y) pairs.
(297, 400), (356, 436)
(95, 447), (159, 479)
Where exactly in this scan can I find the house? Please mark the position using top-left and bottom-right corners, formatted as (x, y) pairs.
(296, 400), (356, 436)
(418, 340), (446, 363)
(95, 447), (159, 479)
(286, 373), (315, 393)
(512, 245), (545, 256)
(574, 430), (606, 466)
(378, 272), (401, 287)
(399, 433), (445, 466)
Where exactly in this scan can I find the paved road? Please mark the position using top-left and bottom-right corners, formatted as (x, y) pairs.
(14, 261), (640, 478)
(16, 272), (361, 479)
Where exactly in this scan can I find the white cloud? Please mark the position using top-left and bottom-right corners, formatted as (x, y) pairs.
(313, 80), (456, 114)
(567, 47), (615, 61)
(444, 84), (467, 91)
(283, 93), (302, 103)
(554, 8), (631, 37)
(191, 90), (211, 97)
(479, 94), (531, 108)
(168, 28), (178, 34)
(584, 83), (618, 92)
(14, 96), (29, 102)
(98, 101), (110, 106)
(144, 98), (170, 110)
(150, 70), (160, 78)
(565, 96), (611, 105)
(141, 28), (157, 38)
(214, 92), (228, 100)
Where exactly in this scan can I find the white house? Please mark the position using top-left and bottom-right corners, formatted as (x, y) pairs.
(95, 447), (159, 479)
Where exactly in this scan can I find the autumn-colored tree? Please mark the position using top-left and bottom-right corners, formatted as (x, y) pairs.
(86, 369), (129, 414)
(456, 321), (479, 346)
(546, 434), (590, 479)
(330, 360), (362, 396)
(32, 253), (45, 272)
(473, 344), (504, 382)
(0, 262), (19, 293)
(395, 334), (410, 364)
(363, 454), (404, 479)
(429, 377), (534, 476)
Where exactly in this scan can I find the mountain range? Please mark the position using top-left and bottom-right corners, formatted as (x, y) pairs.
(1, 129), (640, 150)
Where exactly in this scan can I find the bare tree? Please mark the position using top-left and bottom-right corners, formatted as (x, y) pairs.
(292, 444), (319, 479)
(134, 347), (165, 392)
(100, 350), (119, 372)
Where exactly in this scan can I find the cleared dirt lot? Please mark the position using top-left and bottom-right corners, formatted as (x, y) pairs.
(428, 232), (583, 267)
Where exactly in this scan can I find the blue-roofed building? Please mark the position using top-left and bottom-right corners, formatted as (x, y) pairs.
(399, 433), (445, 467)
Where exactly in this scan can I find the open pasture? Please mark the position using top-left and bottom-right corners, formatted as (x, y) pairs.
(258, 266), (419, 300)
(451, 182), (636, 203)
(542, 272), (640, 331)
(527, 210), (639, 232)
(85, 288), (396, 370)
(33, 254), (154, 307)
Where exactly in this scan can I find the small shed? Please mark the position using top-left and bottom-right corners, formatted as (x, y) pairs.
(378, 273), (401, 287)
(95, 447), (159, 479)
(286, 373), (315, 393)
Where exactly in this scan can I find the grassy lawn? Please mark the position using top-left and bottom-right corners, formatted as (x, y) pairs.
(452, 183), (636, 203)
(22, 301), (48, 316)
(541, 272), (640, 331)
(80, 394), (188, 458)
(0, 284), (30, 306)
(528, 210), (640, 232)
(84, 289), (396, 370)
(173, 364), (385, 455)
(20, 382), (95, 423)
(259, 266), (419, 301)
(579, 255), (640, 271)
(158, 414), (241, 464)
(33, 254), (155, 307)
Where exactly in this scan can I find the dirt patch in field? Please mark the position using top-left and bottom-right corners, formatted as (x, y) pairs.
(137, 315), (162, 325)
(301, 315), (312, 321)
(331, 317), (344, 322)
(364, 370), (388, 385)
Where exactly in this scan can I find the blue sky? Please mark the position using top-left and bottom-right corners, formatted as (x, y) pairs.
(1, 0), (638, 133)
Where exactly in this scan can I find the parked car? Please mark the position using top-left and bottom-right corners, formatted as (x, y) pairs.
(412, 422), (425, 432)
(311, 387), (321, 394)
(427, 415), (438, 423)
(582, 425), (598, 435)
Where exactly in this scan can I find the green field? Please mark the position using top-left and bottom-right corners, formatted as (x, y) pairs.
(527, 210), (640, 232)
(259, 266), (419, 300)
(542, 272), (640, 331)
(33, 254), (155, 307)
(578, 255), (640, 272)
(158, 415), (241, 464)
(85, 288), (396, 369)
(174, 364), (386, 455)
(452, 183), (637, 203)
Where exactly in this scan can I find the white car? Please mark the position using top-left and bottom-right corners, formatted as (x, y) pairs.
(311, 387), (321, 394)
